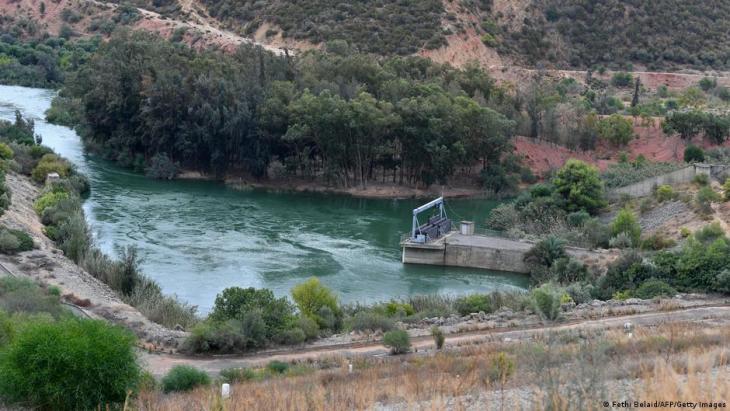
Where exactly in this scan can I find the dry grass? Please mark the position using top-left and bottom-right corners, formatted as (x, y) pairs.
(130, 322), (730, 410)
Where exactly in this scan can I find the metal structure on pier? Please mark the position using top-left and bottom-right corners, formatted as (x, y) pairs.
(410, 197), (451, 243)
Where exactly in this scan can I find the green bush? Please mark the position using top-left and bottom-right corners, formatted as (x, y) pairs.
(291, 277), (342, 331)
(597, 114), (634, 146)
(219, 367), (256, 383)
(349, 311), (394, 332)
(655, 185), (675, 202)
(454, 294), (491, 316)
(0, 276), (62, 316)
(611, 207), (641, 246)
(684, 145), (705, 163)
(210, 287), (294, 337)
(713, 270), (730, 294)
(31, 154), (71, 183)
(266, 360), (289, 374)
(161, 365), (210, 393)
(724, 179), (730, 201)
(382, 329), (411, 354)
(0, 143), (13, 160)
(0, 318), (140, 410)
(524, 236), (567, 269)
(384, 301), (415, 317)
(693, 173), (710, 186)
(33, 190), (70, 215)
(550, 257), (589, 284)
(641, 233), (677, 250)
(611, 72), (633, 87)
(531, 283), (562, 320)
(633, 279), (677, 299)
(694, 223), (725, 243)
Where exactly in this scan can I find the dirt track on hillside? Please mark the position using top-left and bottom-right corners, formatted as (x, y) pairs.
(141, 304), (730, 376)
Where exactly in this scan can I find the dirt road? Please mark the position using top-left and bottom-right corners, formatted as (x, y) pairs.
(141, 304), (730, 376)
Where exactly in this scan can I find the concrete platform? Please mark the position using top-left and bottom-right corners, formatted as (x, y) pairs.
(402, 232), (613, 274)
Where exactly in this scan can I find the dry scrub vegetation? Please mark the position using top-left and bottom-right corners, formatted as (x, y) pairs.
(132, 322), (730, 410)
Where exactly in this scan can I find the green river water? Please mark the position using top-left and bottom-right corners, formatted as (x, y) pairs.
(0, 84), (528, 313)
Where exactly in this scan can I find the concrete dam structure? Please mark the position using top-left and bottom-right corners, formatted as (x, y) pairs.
(401, 232), (614, 274)
(401, 197), (615, 274)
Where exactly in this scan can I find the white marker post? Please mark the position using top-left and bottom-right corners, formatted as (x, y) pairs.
(221, 383), (230, 399)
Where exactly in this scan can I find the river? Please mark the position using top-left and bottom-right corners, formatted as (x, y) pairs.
(0, 85), (528, 313)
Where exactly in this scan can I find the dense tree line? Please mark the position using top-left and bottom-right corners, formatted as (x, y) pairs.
(499, 0), (730, 70)
(62, 30), (518, 189)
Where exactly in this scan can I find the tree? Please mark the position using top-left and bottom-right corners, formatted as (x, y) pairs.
(291, 278), (341, 330)
(611, 207), (641, 246)
(684, 145), (705, 163)
(663, 111), (706, 140)
(382, 329), (411, 354)
(552, 159), (607, 214)
(703, 114), (730, 144)
(597, 114), (634, 146)
(210, 287), (294, 339)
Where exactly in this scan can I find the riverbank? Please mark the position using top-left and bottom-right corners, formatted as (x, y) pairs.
(177, 170), (490, 200)
(0, 171), (187, 350)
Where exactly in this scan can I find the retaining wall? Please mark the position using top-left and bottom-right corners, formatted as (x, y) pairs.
(607, 164), (729, 199)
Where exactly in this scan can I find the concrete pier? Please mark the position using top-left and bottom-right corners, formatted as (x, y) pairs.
(402, 232), (613, 274)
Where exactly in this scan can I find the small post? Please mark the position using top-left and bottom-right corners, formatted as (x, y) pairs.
(348, 363), (353, 373)
(221, 383), (230, 399)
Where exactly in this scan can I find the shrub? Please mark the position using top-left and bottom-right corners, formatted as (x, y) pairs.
(724, 179), (730, 201)
(641, 233), (677, 250)
(384, 301), (415, 317)
(487, 352), (515, 384)
(696, 187), (720, 213)
(655, 185), (675, 202)
(633, 279), (677, 299)
(219, 367), (255, 384)
(0, 318), (140, 410)
(349, 311), (394, 332)
(0, 276), (62, 316)
(550, 257), (589, 284)
(123, 276), (197, 330)
(597, 114), (634, 146)
(382, 329), (411, 354)
(30, 154), (71, 183)
(611, 72), (633, 87)
(531, 283), (562, 321)
(611, 207), (641, 246)
(210, 287), (294, 339)
(161, 365), (210, 393)
(274, 327), (306, 345)
(565, 282), (595, 304)
(693, 173), (710, 186)
(431, 326), (445, 350)
(33, 190), (70, 215)
(181, 321), (246, 354)
(0, 230), (20, 254)
(694, 223), (725, 243)
(266, 360), (289, 374)
(567, 210), (590, 227)
(609, 232), (635, 249)
(684, 145), (705, 163)
(454, 294), (491, 316)
(0, 143), (13, 160)
(291, 278), (341, 330)
(699, 77), (717, 91)
(713, 270), (730, 294)
(552, 159), (606, 214)
(524, 236), (566, 269)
